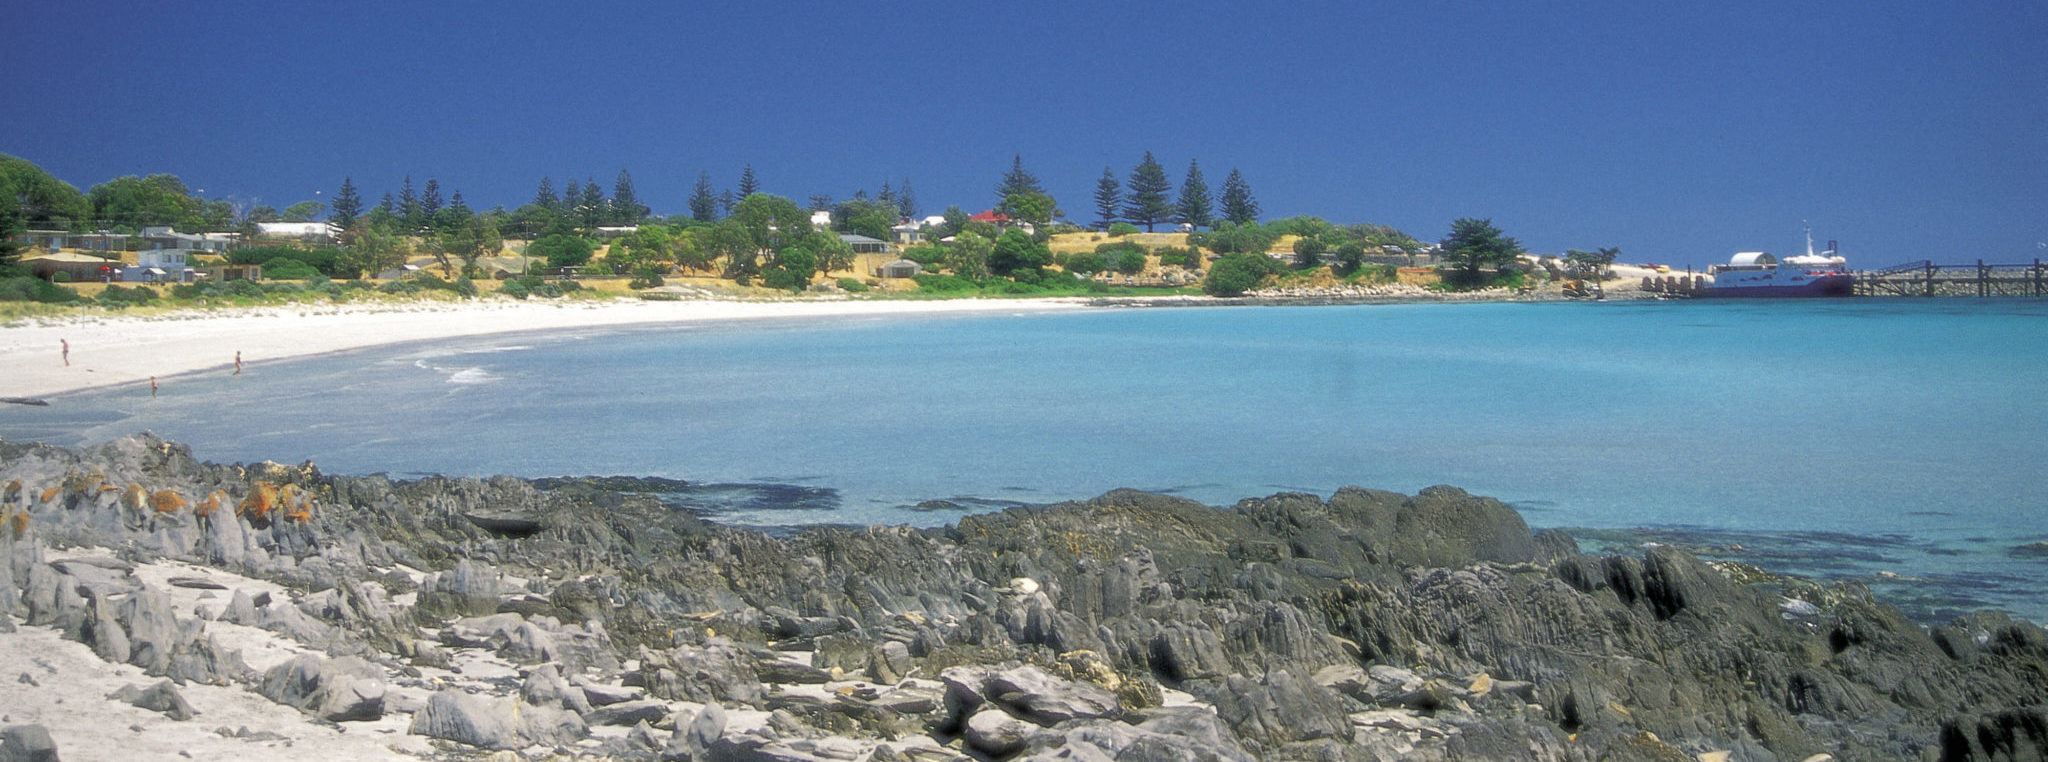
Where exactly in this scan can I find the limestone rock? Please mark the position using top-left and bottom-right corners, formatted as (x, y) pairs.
(257, 654), (385, 722)
(112, 680), (196, 721)
(0, 724), (59, 762)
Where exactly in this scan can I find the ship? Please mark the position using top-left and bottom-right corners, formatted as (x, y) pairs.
(1702, 227), (1852, 297)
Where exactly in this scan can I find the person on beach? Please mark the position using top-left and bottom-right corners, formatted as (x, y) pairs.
(61, 339), (69, 366)
(150, 376), (158, 399)
(235, 350), (243, 375)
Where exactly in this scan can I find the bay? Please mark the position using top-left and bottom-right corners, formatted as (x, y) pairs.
(7, 298), (2046, 620)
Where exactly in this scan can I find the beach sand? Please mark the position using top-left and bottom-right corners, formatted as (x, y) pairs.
(1, 297), (1089, 400)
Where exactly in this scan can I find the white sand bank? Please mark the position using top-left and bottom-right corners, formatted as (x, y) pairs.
(1, 297), (1090, 400)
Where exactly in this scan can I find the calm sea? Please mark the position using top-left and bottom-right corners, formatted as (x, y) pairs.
(6, 299), (2046, 621)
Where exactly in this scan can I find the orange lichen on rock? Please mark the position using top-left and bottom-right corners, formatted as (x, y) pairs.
(149, 489), (188, 514)
(5, 510), (24, 538)
(121, 483), (147, 512)
(39, 486), (61, 504)
(280, 484), (314, 523)
(238, 482), (280, 523)
(196, 491), (225, 518)
(4, 479), (20, 503)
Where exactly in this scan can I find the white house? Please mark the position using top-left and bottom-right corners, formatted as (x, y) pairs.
(255, 221), (340, 241)
(810, 210), (834, 230)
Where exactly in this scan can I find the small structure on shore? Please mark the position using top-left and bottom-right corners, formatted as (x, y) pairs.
(875, 258), (923, 279)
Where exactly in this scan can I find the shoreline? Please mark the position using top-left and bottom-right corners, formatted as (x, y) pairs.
(0, 296), (1097, 400)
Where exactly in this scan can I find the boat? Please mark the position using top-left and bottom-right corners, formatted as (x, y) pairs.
(1702, 228), (1852, 298)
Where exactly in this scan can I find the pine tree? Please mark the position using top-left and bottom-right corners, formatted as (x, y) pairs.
(1092, 167), (1122, 230)
(612, 169), (643, 224)
(719, 189), (736, 217)
(689, 171), (718, 222)
(995, 155), (1044, 207)
(579, 178), (605, 229)
(1220, 168), (1260, 226)
(398, 175), (420, 230)
(330, 177), (362, 229)
(1175, 160), (1213, 230)
(534, 177), (559, 210)
(896, 178), (918, 219)
(562, 178), (582, 212)
(378, 193), (396, 215)
(1123, 152), (1173, 232)
(421, 179), (443, 220)
(878, 181), (895, 211)
(737, 165), (759, 198)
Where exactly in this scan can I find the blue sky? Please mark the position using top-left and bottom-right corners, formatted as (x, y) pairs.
(5, 1), (2043, 268)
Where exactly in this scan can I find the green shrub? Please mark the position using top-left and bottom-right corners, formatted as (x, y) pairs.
(912, 273), (979, 292)
(51, 271), (72, 283)
(528, 234), (595, 269)
(230, 245), (345, 275)
(497, 275), (577, 300)
(1202, 253), (1282, 297)
(1107, 223), (1140, 237)
(97, 284), (158, 307)
(0, 276), (79, 303)
(1114, 250), (1148, 275)
(260, 257), (320, 280)
(1063, 251), (1104, 275)
(901, 244), (947, 266)
(836, 277), (868, 293)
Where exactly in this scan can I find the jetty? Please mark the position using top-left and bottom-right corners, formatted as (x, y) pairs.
(1854, 259), (2048, 297)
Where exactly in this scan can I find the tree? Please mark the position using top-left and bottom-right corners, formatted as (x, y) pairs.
(330, 177), (363, 228)
(689, 171), (719, 222)
(562, 179), (582, 216)
(1292, 234), (1327, 269)
(398, 175), (420, 231)
(1439, 218), (1525, 288)
(945, 231), (992, 280)
(577, 179), (605, 230)
(534, 177), (560, 210)
(529, 233), (595, 269)
(832, 197), (896, 241)
(731, 192), (812, 255)
(896, 178), (918, 219)
(938, 206), (969, 239)
(1175, 159), (1213, 230)
(1, 155), (91, 268)
(282, 200), (326, 222)
(1219, 168), (1259, 225)
(996, 191), (1059, 226)
(989, 228), (1050, 276)
(706, 219), (758, 282)
(737, 165), (759, 197)
(339, 221), (406, 278)
(995, 155), (1044, 207)
(1565, 247), (1620, 277)
(1202, 253), (1281, 296)
(612, 169), (645, 224)
(421, 179), (443, 221)
(88, 174), (197, 230)
(1092, 167), (1122, 230)
(1123, 152), (1173, 232)
(244, 205), (280, 224)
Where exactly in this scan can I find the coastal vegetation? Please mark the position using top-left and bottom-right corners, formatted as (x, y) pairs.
(3, 152), (1591, 313)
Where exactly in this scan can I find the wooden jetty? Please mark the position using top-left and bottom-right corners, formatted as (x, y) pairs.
(1853, 260), (2048, 297)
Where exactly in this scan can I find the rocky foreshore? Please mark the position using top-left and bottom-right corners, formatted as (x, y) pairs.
(1, 434), (2043, 761)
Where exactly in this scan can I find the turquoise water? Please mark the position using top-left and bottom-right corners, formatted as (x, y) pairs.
(6, 299), (2046, 620)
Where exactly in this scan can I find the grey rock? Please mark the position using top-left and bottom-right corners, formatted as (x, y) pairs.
(756, 658), (832, 685)
(870, 641), (912, 684)
(0, 724), (58, 762)
(112, 680), (196, 721)
(586, 698), (670, 727)
(116, 587), (182, 675)
(219, 589), (256, 626)
(665, 702), (726, 761)
(1208, 669), (1350, 746)
(408, 689), (519, 750)
(963, 706), (1037, 757)
(256, 654), (385, 722)
(986, 665), (1120, 725)
(21, 564), (58, 627)
(522, 664), (592, 714)
(578, 680), (645, 707)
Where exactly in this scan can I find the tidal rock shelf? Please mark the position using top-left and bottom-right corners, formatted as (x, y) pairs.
(0, 434), (2043, 761)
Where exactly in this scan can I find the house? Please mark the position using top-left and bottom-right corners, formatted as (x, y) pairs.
(19, 252), (120, 282)
(140, 226), (231, 255)
(891, 220), (925, 244)
(193, 262), (263, 283)
(967, 210), (1011, 226)
(120, 248), (194, 283)
(875, 259), (923, 279)
(254, 221), (340, 242)
(593, 226), (639, 239)
(12, 229), (129, 253)
(810, 210), (833, 230)
(837, 233), (892, 255)
(375, 264), (422, 280)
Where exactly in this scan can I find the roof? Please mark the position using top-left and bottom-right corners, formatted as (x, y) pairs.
(1730, 252), (1777, 267)
(256, 221), (337, 236)
(967, 210), (1011, 223)
(838, 233), (887, 244)
(21, 252), (118, 264)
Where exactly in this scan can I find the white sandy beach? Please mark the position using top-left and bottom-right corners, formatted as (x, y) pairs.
(1, 297), (1091, 400)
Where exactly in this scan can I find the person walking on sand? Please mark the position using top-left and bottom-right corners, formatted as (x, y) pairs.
(150, 376), (158, 399)
(61, 339), (69, 367)
(235, 350), (243, 375)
